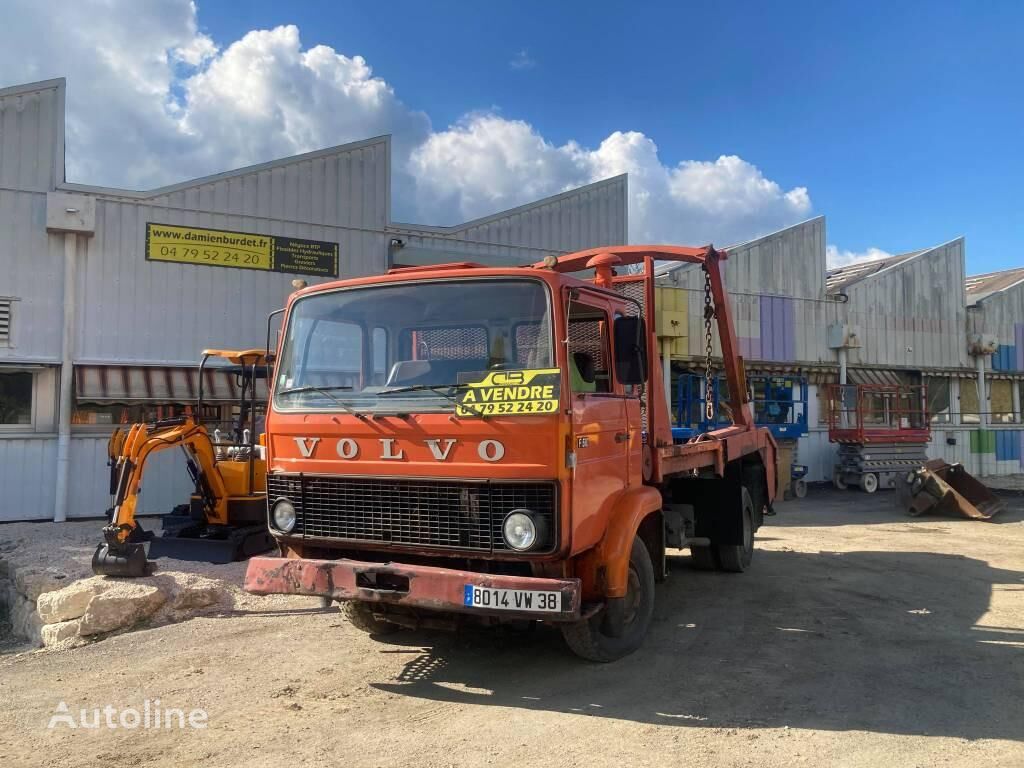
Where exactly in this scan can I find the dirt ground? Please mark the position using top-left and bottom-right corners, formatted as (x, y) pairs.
(1, 488), (1022, 768)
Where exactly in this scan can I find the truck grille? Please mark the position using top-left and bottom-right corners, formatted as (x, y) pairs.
(266, 474), (557, 553)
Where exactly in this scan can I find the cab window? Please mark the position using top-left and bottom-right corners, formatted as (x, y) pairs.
(567, 303), (611, 393)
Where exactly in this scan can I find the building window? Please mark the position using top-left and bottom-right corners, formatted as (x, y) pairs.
(925, 377), (951, 424)
(990, 380), (1015, 424)
(960, 378), (980, 424)
(0, 370), (32, 425)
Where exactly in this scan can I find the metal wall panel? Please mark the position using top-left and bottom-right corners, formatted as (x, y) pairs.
(390, 176), (628, 266)
(67, 436), (191, 518)
(0, 437), (57, 521)
(661, 218), (833, 363)
(660, 217), (826, 298)
(841, 239), (968, 369)
(797, 429), (837, 483)
(75, 140), (391, 364)
(0, 190), (63, 361)
(973, 283), (1024, 370)
(0, 80), (61, 193)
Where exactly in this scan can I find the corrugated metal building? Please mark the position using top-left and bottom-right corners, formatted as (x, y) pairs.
(0, 78), (627, 522)
(656, 218), (1024, 481)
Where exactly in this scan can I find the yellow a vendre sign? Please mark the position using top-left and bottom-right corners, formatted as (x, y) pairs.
(146, 223), (339, 277)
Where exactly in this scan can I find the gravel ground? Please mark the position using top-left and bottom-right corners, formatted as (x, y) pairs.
(0, 517), (252, 587)
(1, 489), (1022, 768)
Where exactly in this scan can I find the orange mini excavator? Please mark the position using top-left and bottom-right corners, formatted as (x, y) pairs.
(92, 349), (273, 577)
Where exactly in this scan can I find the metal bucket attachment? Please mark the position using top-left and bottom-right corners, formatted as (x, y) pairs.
(91, 542), (154, 577)
(898, 459), (1006, 521)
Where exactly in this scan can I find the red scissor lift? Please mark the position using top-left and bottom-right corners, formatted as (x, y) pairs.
(827, 384), (930, 493)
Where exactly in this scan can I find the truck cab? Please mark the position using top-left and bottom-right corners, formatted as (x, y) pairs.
(245, 246), (776, 661)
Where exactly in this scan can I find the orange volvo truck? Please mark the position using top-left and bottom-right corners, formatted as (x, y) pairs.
(244, 245), (777, 661)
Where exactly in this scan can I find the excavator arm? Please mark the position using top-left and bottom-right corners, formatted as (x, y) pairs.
(93, 417), (227, 576)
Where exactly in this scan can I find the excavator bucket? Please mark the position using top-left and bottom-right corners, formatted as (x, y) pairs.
(91, 542), (153, 578)
(898, 459), (1006, 521)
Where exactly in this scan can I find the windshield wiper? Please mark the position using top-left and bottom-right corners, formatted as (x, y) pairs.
(379, 383), (469, 395)
(276, 385), (361, 417)
(378, 382), (487, 418)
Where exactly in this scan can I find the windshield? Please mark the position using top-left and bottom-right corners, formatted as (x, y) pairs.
(273, 279), (554, 412)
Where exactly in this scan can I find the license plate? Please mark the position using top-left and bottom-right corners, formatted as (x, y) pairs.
(463, 585), (561, 613)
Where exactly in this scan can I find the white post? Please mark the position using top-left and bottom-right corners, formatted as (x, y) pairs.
(976, 354), (988, 428)
(53, 232), (77, 523)
(950, 377), (961, 426)
(837, 347), (849, 428)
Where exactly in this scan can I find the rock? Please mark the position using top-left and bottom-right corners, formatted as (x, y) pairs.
(14, 567), (70, 601)
(169, 576), (227, 611)
(79, 583), (167, 636)
(37, 578), (112, 624)
(9, 591), (42, 646)
(41, 618), (83, 646)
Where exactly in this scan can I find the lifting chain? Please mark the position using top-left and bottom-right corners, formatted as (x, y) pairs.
(702, 266), (716, 422)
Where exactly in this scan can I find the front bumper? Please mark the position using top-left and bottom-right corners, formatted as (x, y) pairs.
(244, 556), (582, 622)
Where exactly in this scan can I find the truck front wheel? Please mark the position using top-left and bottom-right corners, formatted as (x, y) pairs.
(342, 600), (401, 635)
(561, 536), (655, 662)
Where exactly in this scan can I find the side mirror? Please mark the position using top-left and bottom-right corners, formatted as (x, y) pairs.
(266, 308), (285, 361)
(613, 316), (648, 385)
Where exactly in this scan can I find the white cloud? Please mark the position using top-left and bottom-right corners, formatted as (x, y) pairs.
(826, 245), (893, 269)
(178, 26), (430, 192)
(509, 50), (536, 70)
(410, 115), (812, 245)
(0, 0), (814, 247)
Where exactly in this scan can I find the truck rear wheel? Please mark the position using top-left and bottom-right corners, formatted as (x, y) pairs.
(342, 600), (401, 635)
(689, 545), (718, 570)
(561, 536), (655, 662)
(717, 487), (755, 573)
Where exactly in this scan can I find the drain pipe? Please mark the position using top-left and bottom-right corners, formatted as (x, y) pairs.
(53, 232), (77, 523)
(976, 353), (988, 428)
(46, 193), (95, 523)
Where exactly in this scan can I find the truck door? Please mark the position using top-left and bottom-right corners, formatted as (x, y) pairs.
(614, 310), (645, 487)
(566, 291), (630, 552)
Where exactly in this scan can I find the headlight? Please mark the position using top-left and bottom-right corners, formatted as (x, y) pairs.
(503, 510), (542, 551)
(272, 498), (296, 533)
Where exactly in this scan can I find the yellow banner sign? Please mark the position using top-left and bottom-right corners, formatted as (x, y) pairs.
(456, 368), (561, 417)
(146, 223), (338, 277)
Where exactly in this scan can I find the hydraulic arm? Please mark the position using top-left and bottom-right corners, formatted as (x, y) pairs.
(93, 417), (228, 576)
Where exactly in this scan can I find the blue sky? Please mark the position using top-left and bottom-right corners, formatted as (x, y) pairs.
(2, 0), (1020, 274)
(195, 0), (1022, 273)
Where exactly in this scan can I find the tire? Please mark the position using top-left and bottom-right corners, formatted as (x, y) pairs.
(792, 479), (808, 499)
(341, 600), (401, 635)
(689, 545), (718, 570)
(717, 488), (754, 573)
(860, 472), (879, 494)
(833, 471), (848, 490)
(561, 536), (656, 662)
